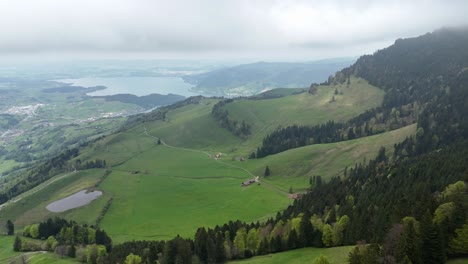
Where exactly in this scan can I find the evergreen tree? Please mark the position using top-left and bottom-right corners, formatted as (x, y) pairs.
(215, 232), (226, 263)
(264, 166), (270, 177)
(13, 236), (21, 251)
(257, 237), (269, 255)
(194, 227), (208, 262)
(404, 219), (422, 264)
(6, 220), (14, 235)
(420, 212), (445, 263)
(287, 229), (299, 250)
(299, 211), (314, 247)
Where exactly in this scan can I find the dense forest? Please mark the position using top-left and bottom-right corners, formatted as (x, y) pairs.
(255, 28), (468, 158)
(211, 99), (252, 137)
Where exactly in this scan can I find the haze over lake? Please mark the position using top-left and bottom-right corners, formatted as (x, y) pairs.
(57, 76), (200, 97)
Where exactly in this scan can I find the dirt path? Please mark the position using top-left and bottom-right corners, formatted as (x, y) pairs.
(143, 127), (211, 157)
(143, 127), (289, 196)
(0, 170), (78, 211)
(1, 251), (47, 263)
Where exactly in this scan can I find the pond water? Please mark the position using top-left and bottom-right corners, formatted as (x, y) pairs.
(46, 190), (103, 213)
(56, 76), (200, 97)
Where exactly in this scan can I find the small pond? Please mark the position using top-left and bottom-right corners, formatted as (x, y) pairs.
(46, 190), (103, 213)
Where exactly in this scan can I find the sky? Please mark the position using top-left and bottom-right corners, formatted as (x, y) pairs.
(0, 0), (467, 62)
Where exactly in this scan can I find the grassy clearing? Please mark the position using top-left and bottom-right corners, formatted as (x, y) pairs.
(143, 99), (242, 150)
(27, 252), (77, 264)
(78, 128), (156, 167)
(227, 124), (416, 191)
(229, 246), (354, 264)
(224, 77), (384, 148)
(0, 235), (22, 262)
(0, 158), (20, 175)
(99, 145), (291, 243)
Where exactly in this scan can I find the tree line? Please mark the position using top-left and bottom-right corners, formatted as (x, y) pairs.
(211, 99), (252, 138)
(16, 217), (112, 263)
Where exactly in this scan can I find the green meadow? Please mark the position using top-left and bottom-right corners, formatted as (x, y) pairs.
(223, 77), (384, 148)
(99, 145), (291, 243)
(0, 235), (22, 263)
(26, 252), (77, 264)
(229, 246), (354, 264)
(232, 124), (416, 191)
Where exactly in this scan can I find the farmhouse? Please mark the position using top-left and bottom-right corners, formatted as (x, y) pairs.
(241, 176), (259, 187)
(288, 193), (303, 199)
(241, 179), (256, 187)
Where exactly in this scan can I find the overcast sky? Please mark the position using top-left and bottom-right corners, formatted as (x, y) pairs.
(0, 0), (467, 61)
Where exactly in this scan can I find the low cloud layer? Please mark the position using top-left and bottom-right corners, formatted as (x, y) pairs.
(1, 0), (467, 59)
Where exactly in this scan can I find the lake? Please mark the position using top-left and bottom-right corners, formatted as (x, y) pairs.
(56, 76), (200, 97)
(46, 189), (103, 212)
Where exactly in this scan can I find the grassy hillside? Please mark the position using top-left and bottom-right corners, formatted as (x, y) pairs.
(0, 169), (110, 228)
(229, 246), (354, 264)
(99, 145), (291, 243)
(0, 235), (22, 263)
(223, 77), (384, 149)
(27, 253), (77, 264)
(232, 124), (416, 191)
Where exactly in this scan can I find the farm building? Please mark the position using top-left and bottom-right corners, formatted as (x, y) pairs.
(241, 176), (259, 187)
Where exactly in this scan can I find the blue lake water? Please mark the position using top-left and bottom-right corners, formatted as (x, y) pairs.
(56, 76), (200, 97)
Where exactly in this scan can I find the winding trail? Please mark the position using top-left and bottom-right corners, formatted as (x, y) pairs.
(143, 127), (289, 196)
(1, 251), (47, 263)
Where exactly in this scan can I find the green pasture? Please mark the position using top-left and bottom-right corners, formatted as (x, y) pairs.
(227, 124), (416, 191)
(223, 77), (384, 148)
(0, 235), (22, 263)
(230, 246), (354, 264)
(99, 145), (291, 243)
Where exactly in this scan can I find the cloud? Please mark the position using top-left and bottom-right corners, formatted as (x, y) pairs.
(0, 0), (467, 59)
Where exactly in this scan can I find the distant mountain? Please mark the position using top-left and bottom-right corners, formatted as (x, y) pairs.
(182, 58), (355, 96)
